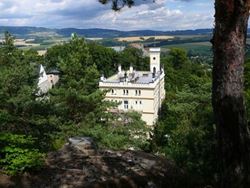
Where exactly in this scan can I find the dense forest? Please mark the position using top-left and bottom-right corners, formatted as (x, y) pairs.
(1, 32), (250, 186)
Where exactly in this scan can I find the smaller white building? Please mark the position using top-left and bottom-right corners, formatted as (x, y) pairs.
(38, 65), (59, 94)
(99, 48), (165, 126)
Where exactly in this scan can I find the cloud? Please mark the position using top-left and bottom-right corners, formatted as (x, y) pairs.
(0, 0), (214, 30)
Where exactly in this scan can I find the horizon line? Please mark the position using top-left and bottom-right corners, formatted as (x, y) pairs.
(0, 25), (214, 33)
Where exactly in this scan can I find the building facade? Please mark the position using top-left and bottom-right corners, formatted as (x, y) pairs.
(99, 48), (165, 126)
(38, 65), (60, 94)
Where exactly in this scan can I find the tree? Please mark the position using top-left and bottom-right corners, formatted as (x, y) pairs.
(88, 42), (117, 77)
(49, 36), (101, 124)
(0, 33), (58, 174)
(153, 51), (214, 185)
(212, 1), (250, 187)
(99, 0), (134, 10)
(118, 47), (149, 70)
(168, 48), (189, 69)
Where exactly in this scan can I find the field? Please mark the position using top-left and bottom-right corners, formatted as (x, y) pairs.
(0, 30), (214, 60)
(116, 35), (174, 42)
(162, 41), (211, 52)
(14, 39), (40, 47)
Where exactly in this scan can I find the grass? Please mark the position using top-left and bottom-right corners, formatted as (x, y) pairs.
(162, 42), (212, 57)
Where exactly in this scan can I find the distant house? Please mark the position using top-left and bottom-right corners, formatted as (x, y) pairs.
(37, 50), (47, 56)
(110, 46), (125, 52)
(129, 43), (149, 57)
(38, 65), (59, 94)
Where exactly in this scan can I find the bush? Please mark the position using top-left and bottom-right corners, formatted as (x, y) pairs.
(0, 134), (44, 175)
(74, 112), (150, 150)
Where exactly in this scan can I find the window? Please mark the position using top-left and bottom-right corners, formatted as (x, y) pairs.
(123, 90), (129, 95)
(153, 67), (156, 73)
(124, 100), (129, 109)
(111, 89), (115, 95)
(135, 90), (141, 96)
(153, 57), (156, 60)
(135, 101), (138, 105)
(140, 101), (142, 105)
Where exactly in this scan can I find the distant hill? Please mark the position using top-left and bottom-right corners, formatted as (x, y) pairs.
(0, 26), (213, 38)
(0, 26), (52, 36)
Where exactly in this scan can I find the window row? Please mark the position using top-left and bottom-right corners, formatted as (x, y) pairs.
(110, 89), (141, 96)
(124, 100), (142, 109)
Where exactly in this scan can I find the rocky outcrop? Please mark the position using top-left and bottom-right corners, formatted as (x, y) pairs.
(0, 137), (188, 188)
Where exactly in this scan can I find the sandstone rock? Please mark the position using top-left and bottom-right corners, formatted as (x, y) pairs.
(0, 138), (188, 188)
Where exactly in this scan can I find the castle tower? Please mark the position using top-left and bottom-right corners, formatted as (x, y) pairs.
(149, 48), (161, 74)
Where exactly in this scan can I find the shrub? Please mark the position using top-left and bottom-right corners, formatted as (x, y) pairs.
(0, 133), (44, 175)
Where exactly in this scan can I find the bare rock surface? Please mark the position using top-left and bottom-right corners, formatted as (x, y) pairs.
(0, 137), (187, 188)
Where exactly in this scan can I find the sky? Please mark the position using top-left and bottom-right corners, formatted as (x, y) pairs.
(0, 0), (214, 31)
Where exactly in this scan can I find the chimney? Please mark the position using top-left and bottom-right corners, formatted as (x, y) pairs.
(129, 65), (133, 73)
(152, 72), (155, 79)
(100, 74), (105, 81)
(124, 71), (127, 82)
(118, 64), (122, 73)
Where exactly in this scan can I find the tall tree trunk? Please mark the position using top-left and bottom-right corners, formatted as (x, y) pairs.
(212, 0), (250, 187)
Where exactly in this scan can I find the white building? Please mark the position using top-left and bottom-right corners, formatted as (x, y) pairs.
(38, 65), (59, 94)
(99, 48), (165, 126)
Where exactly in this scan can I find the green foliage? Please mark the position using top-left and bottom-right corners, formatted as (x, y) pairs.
(3, 31), (15, 51)
(168, 48), (189, 69)
(153, 48), (216, 184)
(88, 42), (117, 77)
(0, 33), (58, 174)
(245, 59), (250, 121)
(78, 112), (149, 150)
(0, 134), (44, 175)
(118, 47), (149, 70)
(47, 36), (104, 126)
